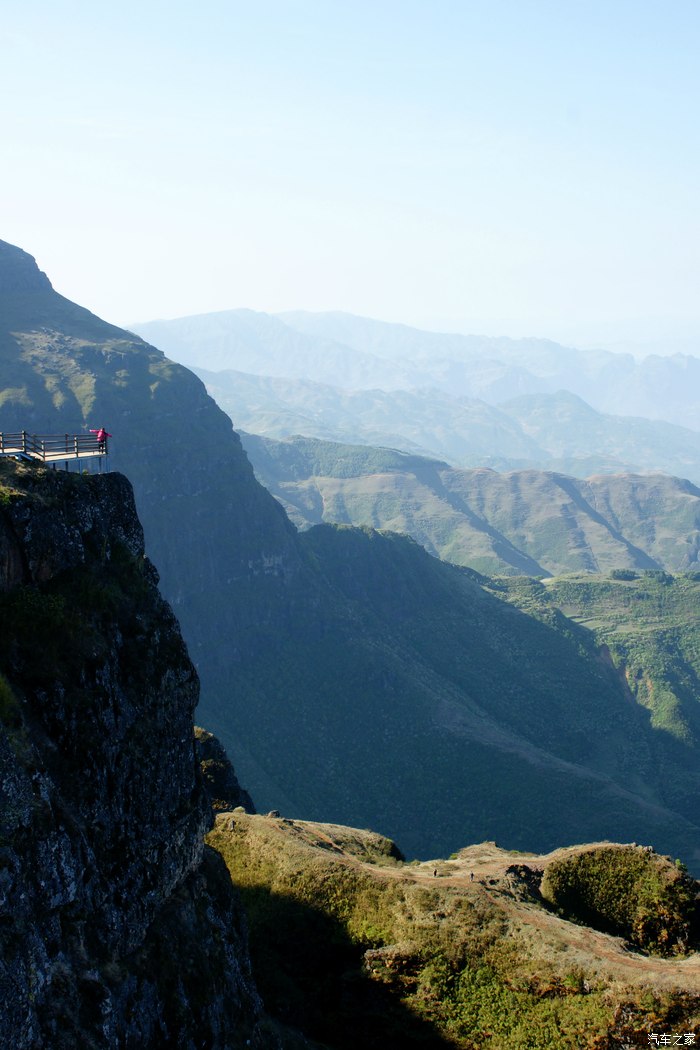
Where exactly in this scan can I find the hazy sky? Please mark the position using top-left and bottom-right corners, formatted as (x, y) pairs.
(3, 1), (699, 350)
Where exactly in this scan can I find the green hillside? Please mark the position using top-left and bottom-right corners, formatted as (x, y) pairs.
(223, 523), (700, 867)
(241, 433), (700, 576)
(494, 571), (700, 844)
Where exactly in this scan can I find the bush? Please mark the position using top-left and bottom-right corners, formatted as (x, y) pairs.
(540, 846), (696, 955)
(609, 569), (638, 581)
(642, 570), (674, 584)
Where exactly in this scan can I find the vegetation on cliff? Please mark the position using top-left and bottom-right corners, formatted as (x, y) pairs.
(195, 725), (256, 813)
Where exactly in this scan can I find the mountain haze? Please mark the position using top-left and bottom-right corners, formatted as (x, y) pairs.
(190, 366), (700, 484)
(133, 308), (700, 431)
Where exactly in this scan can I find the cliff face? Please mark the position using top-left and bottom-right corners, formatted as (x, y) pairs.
(0, 460), (262, 1049)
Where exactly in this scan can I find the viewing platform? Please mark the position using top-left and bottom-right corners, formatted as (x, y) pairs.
(0, 432), (110, 464)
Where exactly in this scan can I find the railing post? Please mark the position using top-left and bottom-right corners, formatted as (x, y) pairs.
(22, 431), (27, 454)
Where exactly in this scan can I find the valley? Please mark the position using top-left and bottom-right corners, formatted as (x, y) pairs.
(1, 237), (700, 1048)
(8, 4), (700, 1046)
(4, 237), (700, 868)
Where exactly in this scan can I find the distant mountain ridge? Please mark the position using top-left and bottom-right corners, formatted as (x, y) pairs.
(132, 308), (700, 431)
(240, 433), (700, 576)
(194, 367), (700, 485)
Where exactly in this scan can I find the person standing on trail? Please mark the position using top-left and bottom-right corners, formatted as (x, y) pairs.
(90, 427), (112, 452)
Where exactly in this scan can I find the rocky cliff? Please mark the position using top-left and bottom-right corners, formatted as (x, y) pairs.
(0, 459), (263, 1049)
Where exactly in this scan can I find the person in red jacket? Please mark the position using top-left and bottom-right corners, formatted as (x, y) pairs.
(90, 427), (112, 452)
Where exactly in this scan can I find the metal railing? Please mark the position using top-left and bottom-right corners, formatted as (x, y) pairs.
(0, 432), (109, 460)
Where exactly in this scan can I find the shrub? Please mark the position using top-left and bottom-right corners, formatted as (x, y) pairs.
(609, 569), (638, 581)
(642, 570), (674, 584)
(540, 846), (697, 955)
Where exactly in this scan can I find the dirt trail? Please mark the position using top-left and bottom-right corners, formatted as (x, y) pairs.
(257, 815), (700, 994)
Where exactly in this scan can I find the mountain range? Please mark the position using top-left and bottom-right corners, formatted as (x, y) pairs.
(186, 370), (700, 483)
(2, 239), (700, 872)
(240, 433), (700, 577)
(132, 308), (700, 433)
(132, 309), (700, 483)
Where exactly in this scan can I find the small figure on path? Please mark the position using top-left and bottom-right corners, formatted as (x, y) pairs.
(470, 872), (474, 882)
(90, 426), (112, 452)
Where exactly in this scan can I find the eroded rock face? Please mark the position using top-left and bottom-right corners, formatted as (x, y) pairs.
(0, 461), (263, 1049)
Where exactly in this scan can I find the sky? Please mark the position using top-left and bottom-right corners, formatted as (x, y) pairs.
(2, 1), (699, 352)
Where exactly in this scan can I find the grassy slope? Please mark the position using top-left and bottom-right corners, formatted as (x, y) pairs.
(209, 811), (700, 1050)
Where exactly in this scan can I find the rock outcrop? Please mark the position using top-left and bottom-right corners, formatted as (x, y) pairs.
(195, 726), (256, 813)
(0, 239), (52, 293)
(0, 459), (263, 1048)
